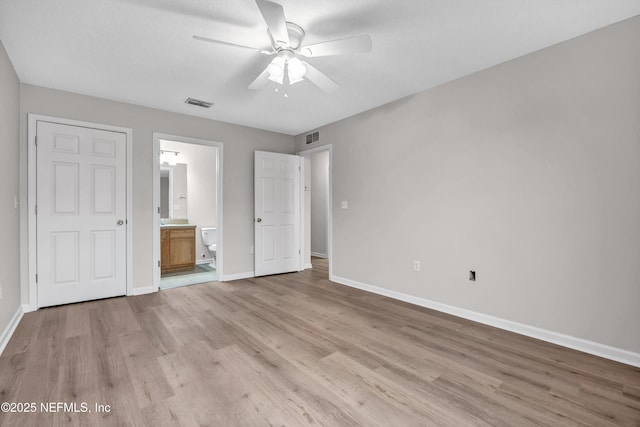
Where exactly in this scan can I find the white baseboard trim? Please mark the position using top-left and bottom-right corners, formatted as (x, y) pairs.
(330, 275), (640, 368)
(22, 304), (36, 313)
(222, 271), (255, 281)
(310, 252), (328, 259)
(131, 286), (157, 296)
(304, 263), (313, 270)
(0, 305), (24, 356)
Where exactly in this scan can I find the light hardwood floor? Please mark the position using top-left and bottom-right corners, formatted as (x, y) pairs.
(1, 258), (639, 426)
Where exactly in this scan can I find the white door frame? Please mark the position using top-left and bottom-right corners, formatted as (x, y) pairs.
(297, 144), (333, 278)
(27, 114), (134, 311)
(152, 133), (224, 288)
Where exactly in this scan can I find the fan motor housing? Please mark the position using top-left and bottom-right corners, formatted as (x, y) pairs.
(270, 22), (305, 50)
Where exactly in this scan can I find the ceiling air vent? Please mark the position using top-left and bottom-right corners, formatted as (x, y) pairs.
(185, 98), (213, 108)
(306, 131), (320, 144)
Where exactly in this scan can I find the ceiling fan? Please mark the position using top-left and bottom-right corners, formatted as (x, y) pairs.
(193, 0), (372, 94)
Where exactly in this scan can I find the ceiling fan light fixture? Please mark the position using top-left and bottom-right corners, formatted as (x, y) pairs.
(194, 0), (372, 94)
(267, 55), (285, 79)
(288, 75), (304, 85)
(268, 73), (284, 84)
(287, 57), (306, 82)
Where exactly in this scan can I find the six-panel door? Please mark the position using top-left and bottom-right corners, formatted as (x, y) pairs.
(36, 121), (127, 307)
(254, 151), (301, 276)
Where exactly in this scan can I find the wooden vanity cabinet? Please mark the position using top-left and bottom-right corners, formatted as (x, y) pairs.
(161, 226), (196, 273)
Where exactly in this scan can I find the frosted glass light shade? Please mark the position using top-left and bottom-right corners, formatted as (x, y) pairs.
(288, 57), (306, 81)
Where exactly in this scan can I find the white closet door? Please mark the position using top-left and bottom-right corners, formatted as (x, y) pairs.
(254, 151), (301, 276)
(36, 121), (127, 307)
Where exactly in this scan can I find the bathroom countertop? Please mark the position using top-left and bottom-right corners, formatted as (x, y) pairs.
(160, 224), (197, 228)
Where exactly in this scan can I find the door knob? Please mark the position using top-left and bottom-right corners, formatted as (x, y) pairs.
(117, 219), (124, 226)
(256, 218), (262, 223)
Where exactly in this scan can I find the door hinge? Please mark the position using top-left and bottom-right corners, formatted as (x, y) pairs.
(35, 205), (37, 215)
(35, 135), (38, 146)
(158, 260), (160, 267)
(157, 206), (160, 214)
(35, 274), (38, 283)
(299, 249), (301, 254)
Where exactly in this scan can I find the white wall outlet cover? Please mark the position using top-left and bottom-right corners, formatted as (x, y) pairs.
(341, 201), (348, 209)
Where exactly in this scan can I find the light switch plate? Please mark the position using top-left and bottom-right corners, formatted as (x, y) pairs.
(341, 201), (348, 209)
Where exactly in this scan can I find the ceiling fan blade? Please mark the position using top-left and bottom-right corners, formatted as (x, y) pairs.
(300, 34), (372, 57)
(255, 0), (290, 46)
(193, 35), (273, 54)
(302, 61), (340, 93)
(248, 66), (271, 90)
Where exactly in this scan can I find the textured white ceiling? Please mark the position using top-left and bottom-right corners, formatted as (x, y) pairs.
(1, 0), (639, 135)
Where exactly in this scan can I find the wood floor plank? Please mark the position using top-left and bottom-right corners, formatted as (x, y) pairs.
(1, 258), (639, 425)
(158, 341), (272, 426)
(208, 317), (368, 426)
(314, 351), (482, 426)
(118, 329), (176, 408)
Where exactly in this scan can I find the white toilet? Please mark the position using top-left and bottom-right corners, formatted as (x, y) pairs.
(201, 227), (217, 268)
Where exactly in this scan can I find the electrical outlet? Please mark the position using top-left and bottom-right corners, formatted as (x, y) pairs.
(469, 270), (476, 281)
(413, 261), (420, 272)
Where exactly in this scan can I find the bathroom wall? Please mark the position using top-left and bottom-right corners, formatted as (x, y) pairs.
(310, 150), (329, 257)
(160, 139), (218, 263)
(295, 17), (640, 355)
(0, 39), (21, 350)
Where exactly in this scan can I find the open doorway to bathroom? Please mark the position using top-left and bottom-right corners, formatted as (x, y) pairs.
(299, 145), (332, 279)
(153, 133), (223, 290)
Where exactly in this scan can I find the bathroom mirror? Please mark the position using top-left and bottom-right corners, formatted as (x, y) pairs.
(160, 163), (188, 220)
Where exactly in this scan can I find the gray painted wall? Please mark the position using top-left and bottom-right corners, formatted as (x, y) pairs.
(310, 151), (329, 257)
(0, 40), (20, 339)
(19, 85), (295, 304)
(295, 17), (640, 354)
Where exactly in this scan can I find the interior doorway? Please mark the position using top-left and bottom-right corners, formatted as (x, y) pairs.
(299, 145), (332, 278)
(153, 133), (223, 290)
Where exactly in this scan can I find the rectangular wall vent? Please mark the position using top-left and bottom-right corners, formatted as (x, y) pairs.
(306, 131), (320, 144)
(185, 98), (213, 108)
